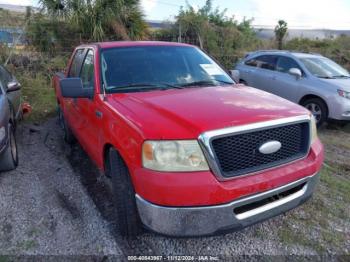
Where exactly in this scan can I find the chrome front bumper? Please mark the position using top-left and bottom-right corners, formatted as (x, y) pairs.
(136, 173), (319, 237)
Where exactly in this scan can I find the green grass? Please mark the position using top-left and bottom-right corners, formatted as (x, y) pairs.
(278, 166), (350, 254)
(18, 72), (57, 123)
(0, 256), (9, 262)
(16, 239), (38, 251)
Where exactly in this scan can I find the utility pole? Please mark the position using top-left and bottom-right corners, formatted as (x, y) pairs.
(178, 22), (182, 43)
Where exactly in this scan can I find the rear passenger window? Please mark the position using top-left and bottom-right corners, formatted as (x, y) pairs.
(80, 50), (95, 89)
(276, 56), (302, 73)
(245, 55), (277, 71)
(245, 58), (258, 67)
(69, 49), (85, 77)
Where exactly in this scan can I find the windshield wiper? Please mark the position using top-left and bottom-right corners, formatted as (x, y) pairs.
(178, 79), (233, 88)
(317, 76), (335, 79)
(107, 82), (184, 92)
(214, 79), (235, 85)
(333, 75), (350, 78)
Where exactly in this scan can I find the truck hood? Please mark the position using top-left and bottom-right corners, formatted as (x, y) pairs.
(106, 85), (309, 139)
(319, 78), (350, 91)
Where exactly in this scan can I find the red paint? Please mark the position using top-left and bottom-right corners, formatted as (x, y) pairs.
(54, 41), (324, 207)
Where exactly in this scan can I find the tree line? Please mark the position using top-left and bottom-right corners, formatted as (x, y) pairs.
(3, 0), (350, 70)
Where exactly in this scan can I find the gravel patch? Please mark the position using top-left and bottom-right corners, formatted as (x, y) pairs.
(0, 118), (348, 259)
(0, 119), (123, 257)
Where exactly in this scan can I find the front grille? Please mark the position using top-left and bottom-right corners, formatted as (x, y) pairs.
(211, 122), (310, 178)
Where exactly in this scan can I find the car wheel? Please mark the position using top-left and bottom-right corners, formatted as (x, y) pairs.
(0, 123), (19, 171)
(302, 98), (328, 127)
(107, 148), (141, 238)
(58, 106), (75, 144)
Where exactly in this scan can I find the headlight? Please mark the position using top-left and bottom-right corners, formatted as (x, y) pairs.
(337, 89), (350, 100)
(310, 115), (318, 143)
(0, 126), (5, 142)
(142, 140), (209, 172)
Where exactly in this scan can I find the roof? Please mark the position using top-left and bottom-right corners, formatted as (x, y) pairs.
(79, 41), (193, 49)
(248, 50), (323, 58)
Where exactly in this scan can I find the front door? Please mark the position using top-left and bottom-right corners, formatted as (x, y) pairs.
(271, 56), (304, 102)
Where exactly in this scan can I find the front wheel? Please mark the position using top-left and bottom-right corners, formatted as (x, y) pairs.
(0, 123), (19, 171)
(302, 98), (328, 127)
(107, 148), (141, 238)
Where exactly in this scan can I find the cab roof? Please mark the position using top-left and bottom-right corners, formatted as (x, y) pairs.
(78, 41), (193, 49)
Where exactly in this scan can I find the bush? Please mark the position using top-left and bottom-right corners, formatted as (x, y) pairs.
(151, 0), (261, 69)
(285, 36), (350, 70)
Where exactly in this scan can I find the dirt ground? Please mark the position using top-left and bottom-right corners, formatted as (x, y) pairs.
(0, 118), (349, 260)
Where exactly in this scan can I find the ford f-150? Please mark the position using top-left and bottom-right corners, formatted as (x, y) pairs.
(53, 41), (324, 237)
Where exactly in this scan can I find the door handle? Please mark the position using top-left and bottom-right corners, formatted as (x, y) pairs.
(95, 111), (103, 118)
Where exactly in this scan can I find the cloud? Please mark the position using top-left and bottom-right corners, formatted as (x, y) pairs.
(0, 0), (33, 6)
(140, 0), (157, 13)
(249, 0), (350, 29)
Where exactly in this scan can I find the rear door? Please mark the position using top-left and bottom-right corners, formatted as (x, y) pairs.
(271, 55), (305, 102)
(243, 55), (278, 93)
(75, 49), (101, 162)
(0, 66), (21, 119)
(63, 48), (86, 132)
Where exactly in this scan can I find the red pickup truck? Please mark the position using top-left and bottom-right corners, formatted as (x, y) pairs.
(53, 41), (324, 237)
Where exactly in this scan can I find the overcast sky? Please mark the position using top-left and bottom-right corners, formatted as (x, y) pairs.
(1, 0), (350, 29)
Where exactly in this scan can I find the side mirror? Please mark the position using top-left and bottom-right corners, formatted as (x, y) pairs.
(7, 81), (21, 92)
(289, 68), (302, 79)
(229, 70), (240, 83)
(60, 78), (94, 99)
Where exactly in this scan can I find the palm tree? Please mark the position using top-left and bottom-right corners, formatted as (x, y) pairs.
(39, 0), (148, 41)
(274, 20), (288, 50)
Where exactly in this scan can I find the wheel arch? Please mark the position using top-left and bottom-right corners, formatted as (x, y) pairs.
(102, 142), (138, 189)
(299, 94), (329, 112)
(102, 143), (113, 176)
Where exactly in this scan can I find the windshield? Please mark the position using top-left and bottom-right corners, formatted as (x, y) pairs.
(300, 57), (350, 78)
(101, 46), (234, 93)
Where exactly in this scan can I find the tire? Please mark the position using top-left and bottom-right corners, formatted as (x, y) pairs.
(107, 148), (140, 238)
(0, 123), (19, 172)
(58, 106), (75, 144)
(302, 98), (328, 127)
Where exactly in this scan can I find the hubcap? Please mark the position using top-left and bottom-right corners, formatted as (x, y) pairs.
(306, 103), (322, 122)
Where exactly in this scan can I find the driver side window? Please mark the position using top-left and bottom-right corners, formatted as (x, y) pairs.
(80, 50), (95, 89)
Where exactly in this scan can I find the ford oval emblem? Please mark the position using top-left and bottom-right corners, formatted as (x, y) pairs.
(259, 141), (282, 154)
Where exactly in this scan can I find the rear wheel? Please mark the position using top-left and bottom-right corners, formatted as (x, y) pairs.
(302, 98), (328, 127)
(58, 106), (75, 144)
(0, 123), (18, 171)
(107, 148), (141, 238)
